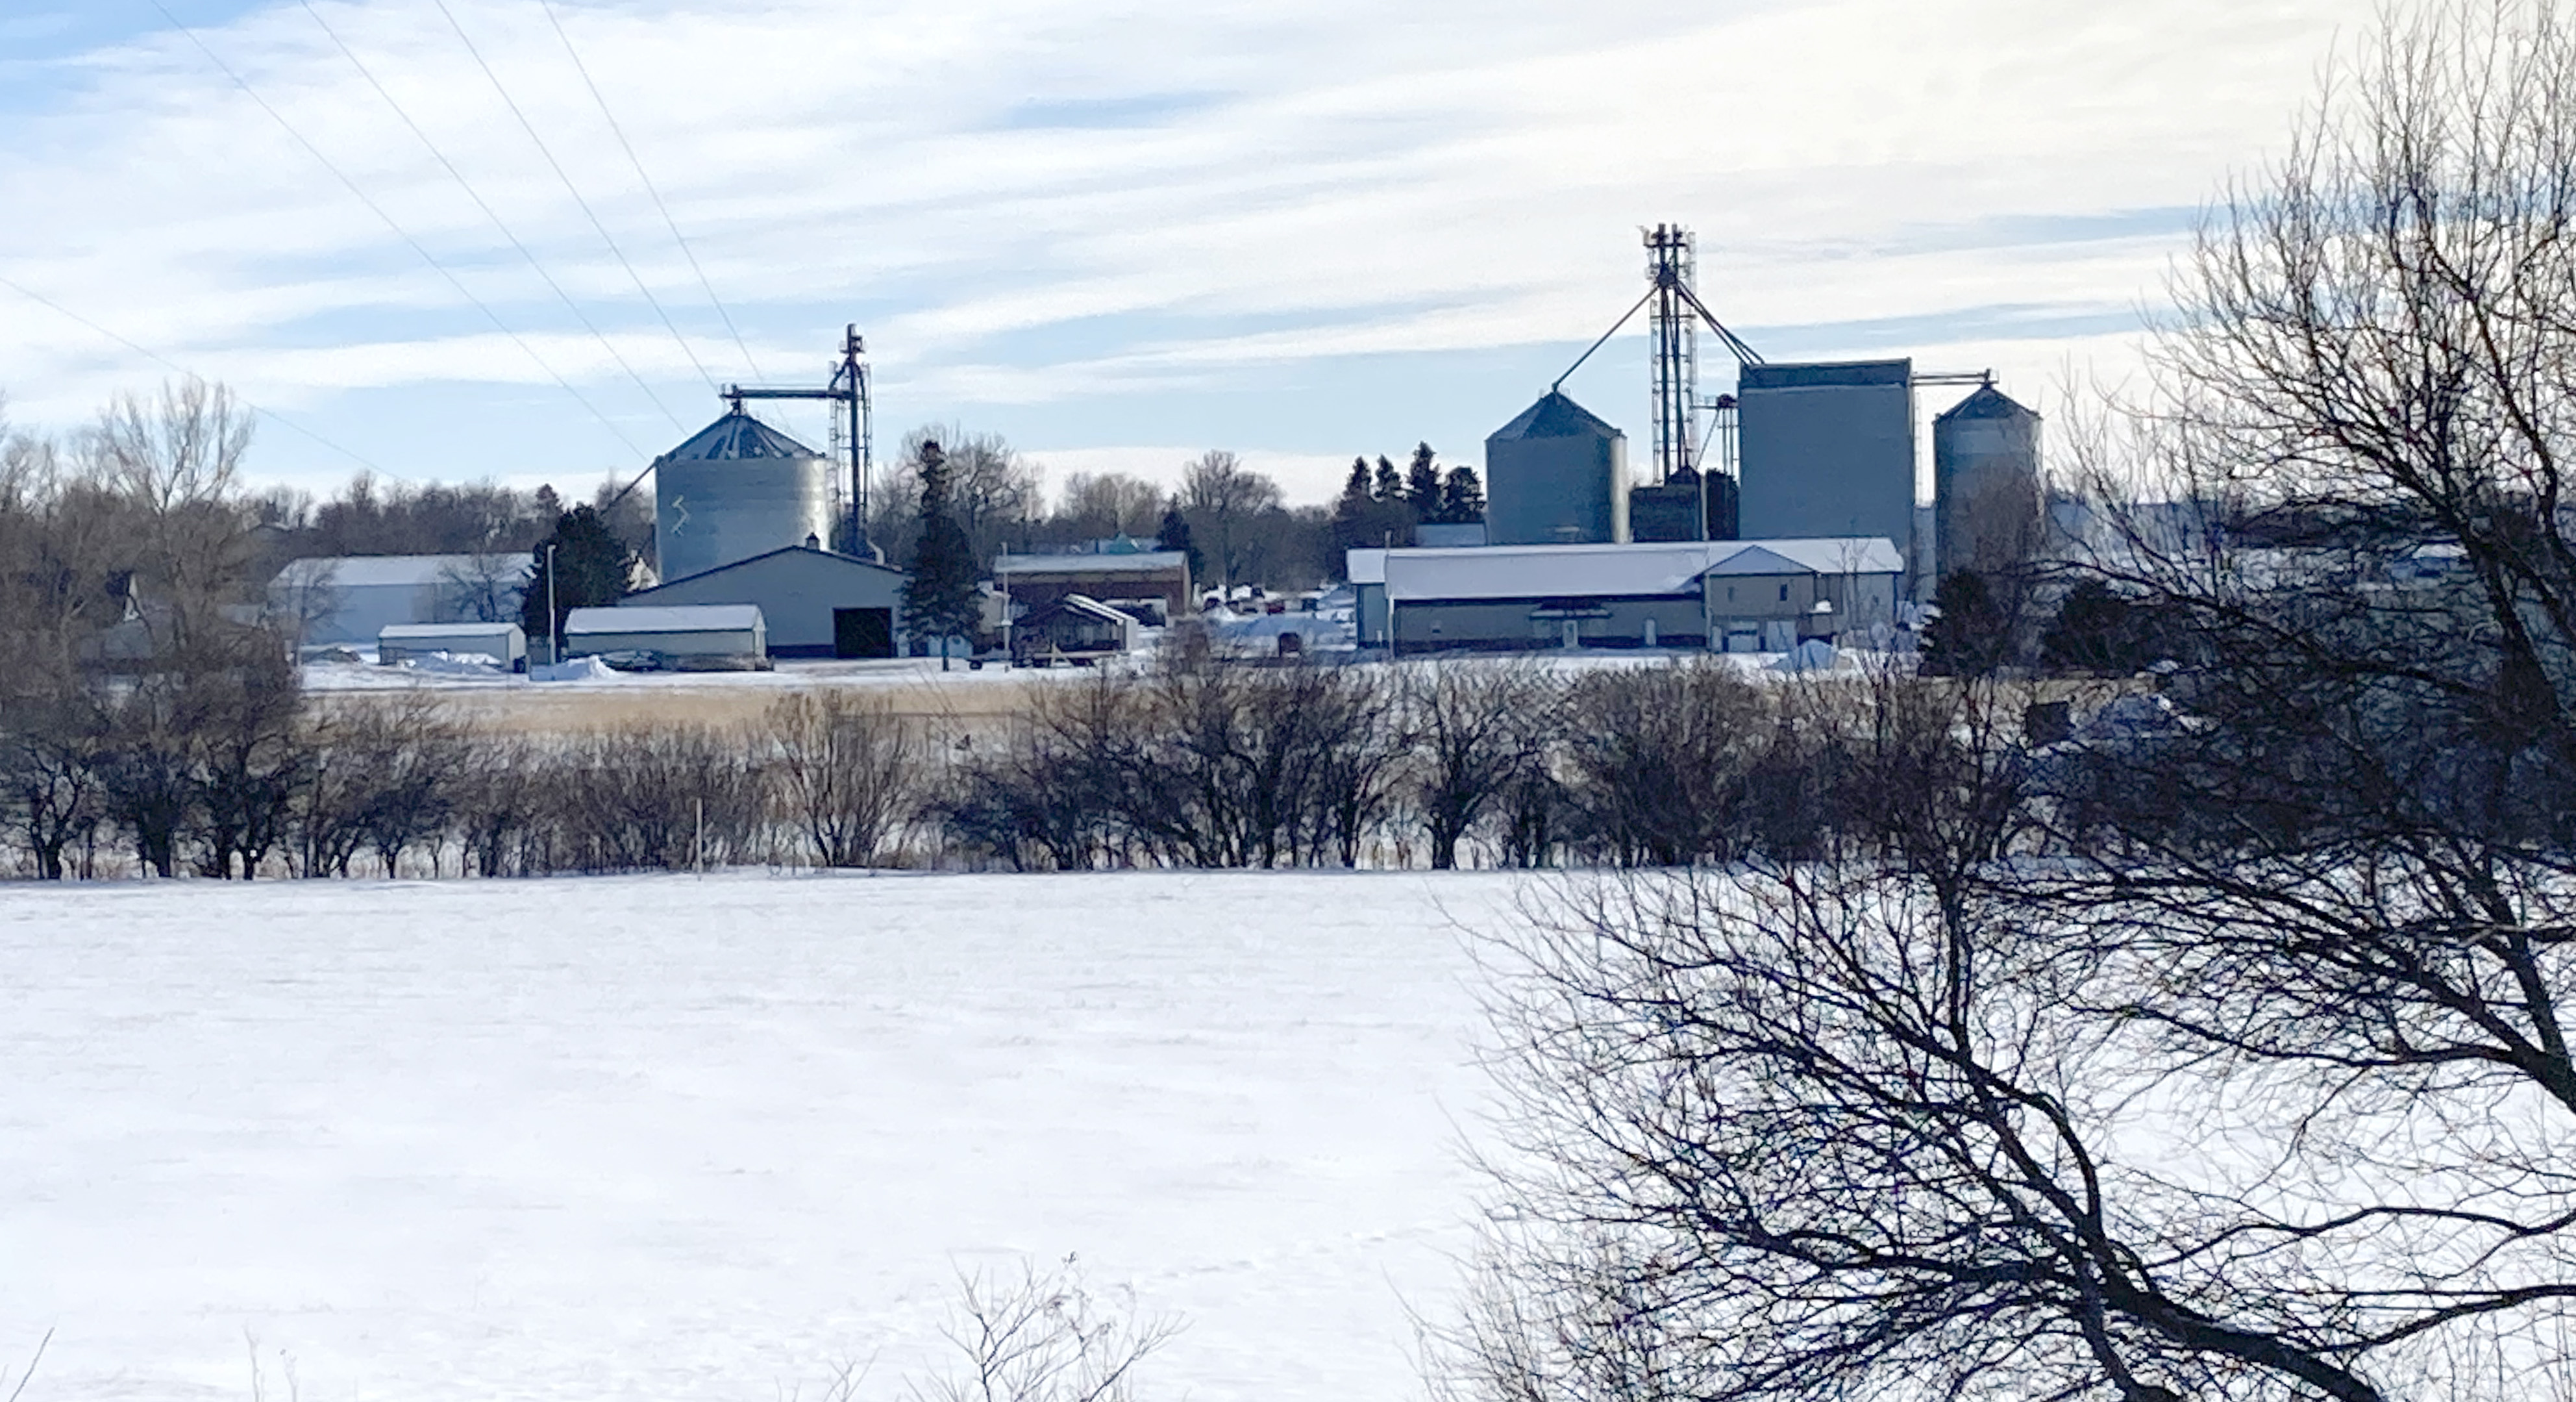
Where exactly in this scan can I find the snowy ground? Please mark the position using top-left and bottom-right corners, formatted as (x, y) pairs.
(0, 870), (1535, 1402)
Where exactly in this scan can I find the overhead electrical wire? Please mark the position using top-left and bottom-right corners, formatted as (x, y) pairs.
(0, 268), (390, 473)
(431, 0), (722, 394)
(294, 0), (688, 434)
(536, 0), (764, 382)
(143, 0), (656, 464)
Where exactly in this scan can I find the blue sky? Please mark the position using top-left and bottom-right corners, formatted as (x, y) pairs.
(0, 0), (2379, 505)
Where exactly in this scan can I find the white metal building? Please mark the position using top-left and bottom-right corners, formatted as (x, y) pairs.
(565, 605), (767, 666)
(270, 554), (532, 647)
(1352, 538), (1903, 653)
(377, 621), (527, 671)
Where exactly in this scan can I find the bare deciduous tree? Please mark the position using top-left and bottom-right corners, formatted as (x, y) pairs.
(908, 1256), (1180, 1402)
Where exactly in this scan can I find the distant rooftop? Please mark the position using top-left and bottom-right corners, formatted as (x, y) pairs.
(995, 551), (1190, 575)
(272, 554), (528, 589)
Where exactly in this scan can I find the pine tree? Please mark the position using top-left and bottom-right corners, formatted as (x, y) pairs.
(519, 503), (636, 654)
(1406, 443), (1444, 519)
(1156, 499), (1204, 592)
(1439, 465), (1485, 525)
(901, 440), (982, 670)
(1920, 568), (2009, 677)
(1372, 455), (1403, 503)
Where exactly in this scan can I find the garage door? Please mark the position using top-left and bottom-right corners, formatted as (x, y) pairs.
(833, 607), (894, 659)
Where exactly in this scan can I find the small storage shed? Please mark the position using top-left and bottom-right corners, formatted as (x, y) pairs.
(996, 550), (1193, 617)
(378, 621), (527, 671)
(1011, 594), (1137, 667)
(566, 604), (767, 668)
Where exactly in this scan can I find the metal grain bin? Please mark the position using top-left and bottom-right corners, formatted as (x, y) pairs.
(1485, 390), (1629, 545)
(1931, 383), (2043, 582)
(654, 411), (836, 586)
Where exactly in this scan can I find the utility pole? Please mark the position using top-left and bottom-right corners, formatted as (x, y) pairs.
(545, 542), (559, 666)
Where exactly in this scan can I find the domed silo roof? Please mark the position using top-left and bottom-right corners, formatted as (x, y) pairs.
(655, 410), (836, 584)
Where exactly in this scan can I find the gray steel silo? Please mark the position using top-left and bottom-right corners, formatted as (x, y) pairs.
(1485, 390), (1629, 545)
(654, 410), (837, 584)
(1931, 383), (2042, 583)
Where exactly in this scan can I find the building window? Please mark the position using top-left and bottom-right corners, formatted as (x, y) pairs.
(1778, 584), (1790, 602)
(1726, 586), (1735, 601)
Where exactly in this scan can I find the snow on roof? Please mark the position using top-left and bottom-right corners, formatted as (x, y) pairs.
(566, 604), (763, 634)
(660, 410), (823, 462)
(995, 551), (1190, 576)
(379, 622), (522, 640)
(1702, 538), (1907, 577)
(1346, 548), (1388, 585)
(272, 554), (528, 589)
(1383, 538), (1901, 604)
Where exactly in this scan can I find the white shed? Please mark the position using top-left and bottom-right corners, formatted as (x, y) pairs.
(565, 604), (767, 668)
(378, 621), (527, 671)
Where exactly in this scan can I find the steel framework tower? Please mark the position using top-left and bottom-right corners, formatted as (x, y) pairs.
(1646, 224), (1700, 482)
(723, 325), (874, 554)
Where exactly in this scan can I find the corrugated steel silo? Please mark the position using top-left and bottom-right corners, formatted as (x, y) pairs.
(1735, 358), (1916, 563)
(1485, 390), (1628, 545)
(1932, 384), (2042, 583)
(654, 411), (836, 585)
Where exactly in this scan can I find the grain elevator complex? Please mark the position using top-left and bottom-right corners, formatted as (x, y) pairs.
(1353, 223), (2044, 655)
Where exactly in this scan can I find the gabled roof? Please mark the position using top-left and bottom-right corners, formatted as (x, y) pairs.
(271, 554), (529, 589)
(659, 410), (824, 462)
(1705, 537), (1907, 576)
(1935, 382), (2039, 423)
(1489, 390), (1623, 443)
(625, 542), (904, 596)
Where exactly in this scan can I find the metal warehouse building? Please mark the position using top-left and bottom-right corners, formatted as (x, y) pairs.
(564, 605), (767, 668)
(269, 553), (530, 647)
(1352, 538), (1902, 654)
(619, 542), (906, 659)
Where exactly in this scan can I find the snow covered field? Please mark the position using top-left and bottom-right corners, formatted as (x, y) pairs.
(0, 871), (1532, 1402)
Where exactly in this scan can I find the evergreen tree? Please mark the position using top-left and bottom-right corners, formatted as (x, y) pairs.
(1405, 443), (1444, 519)
(1156, 499), (1204, 590)
(519, 503), (636, 654)
(900, 440), (982, 670)
(1372, 455), (1403, 503)
(2040, 578), (2164, 675)
(1920, 568), (2010, 677)
(1439, 465), (1485, 525)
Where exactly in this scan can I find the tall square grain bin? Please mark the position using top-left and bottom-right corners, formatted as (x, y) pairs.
(1735, 359), (1916, 575)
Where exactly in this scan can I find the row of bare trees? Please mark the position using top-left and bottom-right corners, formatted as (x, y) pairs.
(0, 688), (926, 881)
(940, 639), (2033, 873)
(1443, 6), (2576, 1401)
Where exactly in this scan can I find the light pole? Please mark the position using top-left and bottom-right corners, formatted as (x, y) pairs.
(545, 542), (559, 666)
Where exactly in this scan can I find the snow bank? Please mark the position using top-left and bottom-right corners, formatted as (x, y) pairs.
(0, 870), (1518, 1402)
(528, 655), (621, 682)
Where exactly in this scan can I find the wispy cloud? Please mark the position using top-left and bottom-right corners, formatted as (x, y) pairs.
(0, 0), (2381, 494)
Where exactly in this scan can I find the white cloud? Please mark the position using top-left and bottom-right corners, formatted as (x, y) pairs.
(0, 0), (2384, 494)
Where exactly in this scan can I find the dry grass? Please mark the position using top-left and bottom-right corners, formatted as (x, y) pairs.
(312, 668), (1059, 743)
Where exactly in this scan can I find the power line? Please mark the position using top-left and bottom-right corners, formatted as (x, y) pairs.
(0, 268), (390, 474)
(143, 0), (656, 464)
(295, 0), (687, 434)
(432, 0), (722, 394)
(537, 0), (764, 382)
